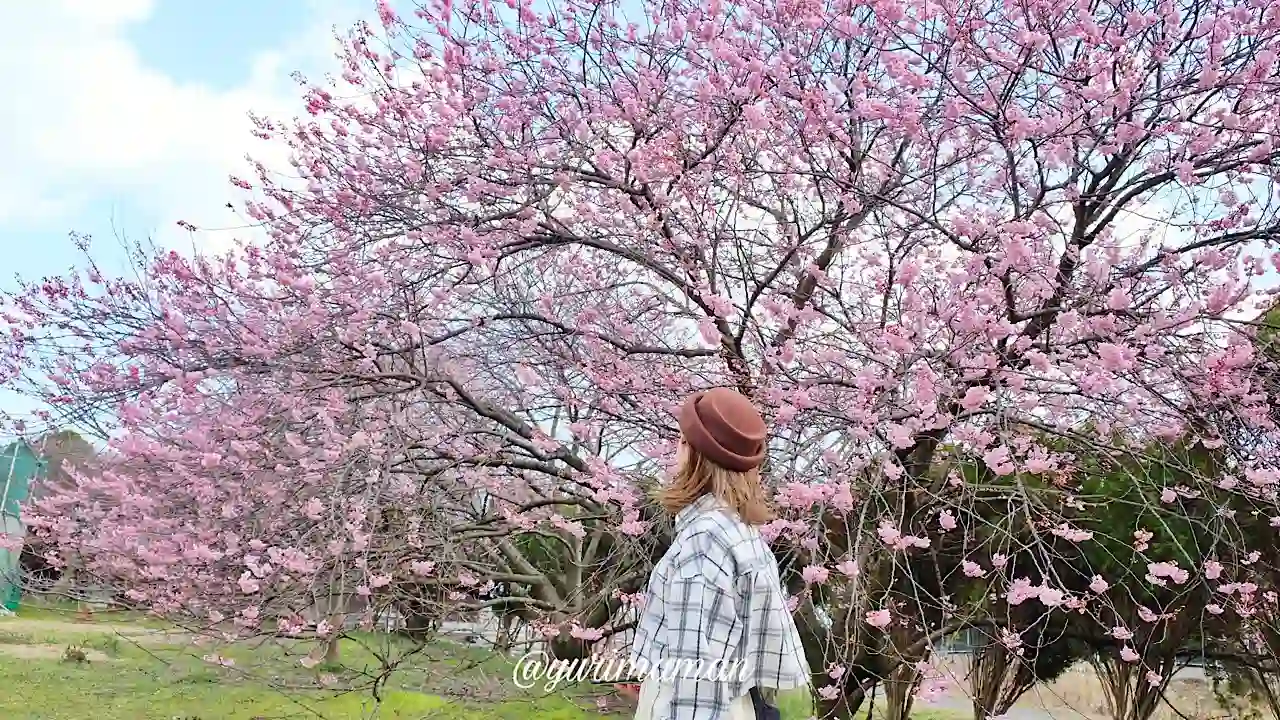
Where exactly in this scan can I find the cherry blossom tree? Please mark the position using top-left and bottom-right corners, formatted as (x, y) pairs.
(5, 236), (656, 662)
(6, 0), (1280, 717)
(13, 429), (95, 595)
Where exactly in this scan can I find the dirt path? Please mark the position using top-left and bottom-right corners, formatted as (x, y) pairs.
(1, 617), (150, 635)
(0, 643), (113, 662)
(0, 616), (192, 646)
(919, 694), (1087, 720)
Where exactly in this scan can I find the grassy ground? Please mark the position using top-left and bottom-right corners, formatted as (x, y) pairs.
(925, 655), (1232, 720)
(0, 600), (1240, 720)
(0, 601), (841, 720)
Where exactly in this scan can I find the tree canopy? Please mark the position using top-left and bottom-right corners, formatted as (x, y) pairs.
(4, 0), (1280, 717)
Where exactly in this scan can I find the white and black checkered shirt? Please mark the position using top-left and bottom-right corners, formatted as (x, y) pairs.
(629, 494), (811, 719)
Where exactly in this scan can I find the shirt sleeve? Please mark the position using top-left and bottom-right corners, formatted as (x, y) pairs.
(653, 534), (742, 720)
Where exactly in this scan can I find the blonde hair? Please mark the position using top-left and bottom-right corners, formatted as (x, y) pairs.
(657, 442), (773, 525)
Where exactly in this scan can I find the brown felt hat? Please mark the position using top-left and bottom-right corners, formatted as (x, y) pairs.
(678, 388), (767, 472)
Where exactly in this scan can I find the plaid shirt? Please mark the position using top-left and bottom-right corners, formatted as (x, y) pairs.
(629, 494), (811, 719)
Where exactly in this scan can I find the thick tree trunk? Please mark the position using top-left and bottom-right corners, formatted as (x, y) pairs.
(548, 632), (592, 661)
(305, 615), (345, 668)
(883, 662), (923, 720)
(1094, 656), (1172, 720)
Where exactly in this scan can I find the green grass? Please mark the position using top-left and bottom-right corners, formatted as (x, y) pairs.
(0, 659), (815, 719)
(0, 603), (604, 719)
(0, 603), (967, 719)
(0, 648), (603, 719)
(13, 599), (168, 627)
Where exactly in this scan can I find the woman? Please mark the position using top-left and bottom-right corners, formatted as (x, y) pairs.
(629, 387), (810, 720)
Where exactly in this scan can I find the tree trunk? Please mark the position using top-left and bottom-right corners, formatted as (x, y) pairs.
(883, 662), (923, 720)
(816, 693), (862, 720)
(1093, 656), (1171, 720)
(49, 553), (80, 598)
(305, 632), (342, 668)
(305, 612), (346, 668)
(548, 632), (592, 661)
(971, 642), (1036, 718)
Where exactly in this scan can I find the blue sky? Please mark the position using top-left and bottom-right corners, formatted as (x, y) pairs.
(0, 0), (380, 287)
(0, 0), (628, 287)
(0, 0), (650, 431)
(0, 0), (1262, 433)
(0, 0), (384, 426)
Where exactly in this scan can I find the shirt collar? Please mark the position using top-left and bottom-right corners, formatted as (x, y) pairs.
(674, 493), (722, 535)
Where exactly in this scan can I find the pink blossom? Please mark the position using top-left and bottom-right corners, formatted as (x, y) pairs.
(9, 0), (1280, 662)
(835, 560), (860, 577)
(829, 484), (855, 513)
(302, 497), (324, 520)
(1121, 647), (1140, 662)
(1006, 578), (1038, 606)
(1146, 561), (1189, 586)
(1007, 578), (1065, 607)
(569, 623), (605, 641)
(1097, 343), (1134, 371)
(777, 482), (828, 509)
(960, 386), (990, 411)
(1037, 587), (1065, 607)
(802, 565), (830, 585)
(877, 521), (903, 546)
(1050, 523), (1093, 542)
(999, 628), (1022, 650)
(983, 446), (1015, 475)
(758, 522), (786, 543)
(237, 573), (260, 594)
(866, 610), (893, 629)
(877, 519), (931, 551)
(1106, 288), (1132, 310)
(938, 510), (957, 531)
(618, 520), (648, 536)
(887, 424), (915, 449)
(1025, 457), (1052, 474)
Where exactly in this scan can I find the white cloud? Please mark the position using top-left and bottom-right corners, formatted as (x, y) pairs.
(0, 0), (370, 251)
